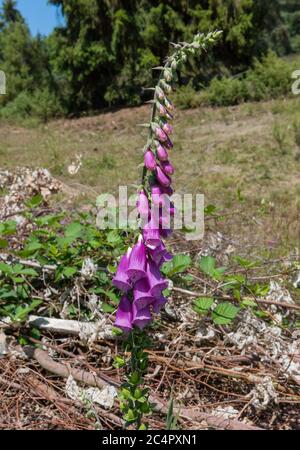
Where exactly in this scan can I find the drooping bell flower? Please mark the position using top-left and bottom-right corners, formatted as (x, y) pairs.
(156, 144), (169, 162)
(126, 235), (147, 282)
(161, 160), (174, 175)
(137, 190), (150, 218)
(151, 185), (165, 207)
(165, 98), (174, 111)
(158, 103), (167, 117)
(155, 126), (168, 142)
(162, 123), (173, 135)
(166, 111), (173, 121)
(133, 278), (154, 310)
(152, 294), (167, 313)
(165, 137), (173, 149)
(156, 166), (171, 187)
(161, 185), (174, 196)
(144, 150), (157, 171)
(115, 295), (133, 332)
(132, 303), (152, 329)
(149, 241), (172, 267)
(156, 86), (165, 101)
(147, 260), (168, 297)
(143, 216), (161, 249)
(112, 248), (132, 293)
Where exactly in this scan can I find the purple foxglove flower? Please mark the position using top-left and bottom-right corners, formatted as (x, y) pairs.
(165, 98), (174, 111)
(162, 123), (173, 135)
(165, 137), (173, 149)
(166, 111), (173, 121)
(151, 185), (165, 207)
(160, 228), (172, 239)
(115, 295), (133, 332)
(159, 213), (171, 230)
(133, 278), (154, 310)
(156, 166), (171, 187)
(158, 103), (167, 117)
(143, 217), (161, 249)
(156, 144), (169, 162)
(126, 235), (147, 282)
(161, 160), (174, 175)
(132, 304), (152, 329)
(112, 248), (132, 292)
(161, 185), (174, 196)
(155, 127), (168, 142)
(144, 150), (157, 171)
(147, 261), (168, 297)
(149, 241), (172, 267)
(156, 86), (165, 101)
(137, 190), (150, 218)
(152, 294), (167, 314)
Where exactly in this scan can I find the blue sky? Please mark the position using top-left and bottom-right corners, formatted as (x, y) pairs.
(2, 0), (64, 36)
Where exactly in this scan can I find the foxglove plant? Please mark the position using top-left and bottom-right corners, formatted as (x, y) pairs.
(113, 31), (222, 429)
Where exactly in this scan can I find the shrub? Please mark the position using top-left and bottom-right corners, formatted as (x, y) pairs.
(175, 52), (300, 109)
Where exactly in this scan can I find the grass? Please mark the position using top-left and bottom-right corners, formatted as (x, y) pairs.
(0, 95), (300, 259)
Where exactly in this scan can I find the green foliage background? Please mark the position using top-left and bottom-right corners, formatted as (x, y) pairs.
(0, 0), (299, 119)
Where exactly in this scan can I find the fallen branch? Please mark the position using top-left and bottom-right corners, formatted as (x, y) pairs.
(25, 346), (262, 430)
(28, 315), (118, 340)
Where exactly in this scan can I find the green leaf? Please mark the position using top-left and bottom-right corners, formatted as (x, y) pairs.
(0, 239), (8, 249)
(93, 288), (119, 304)
(101, 303), (115, 313)
(199, 256), (225, 280)
(0, 220), (17, 236)
(19, 241), (42, 257)
(204, 204), (217, 215)
(0, 263), (13, 274)
(193, 297), (214, 315)
(62, 266), (77, 278)
(65, 222), (82, 239)
(161, 254), (191, 277)
(199, 255), (216, 276)
(212, 302), (239, 325)
(25, 193), (43, 208)
(13, 299), (42, 322)
(106, 230), (122, 247)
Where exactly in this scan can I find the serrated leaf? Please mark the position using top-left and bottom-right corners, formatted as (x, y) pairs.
(0, 239), (8, 248)
(25, 193), (43, 208)
(212, 302), (239, 325)
(101, 303), (115, 313)
(193, 297), (214, 315)
(199, 256), (216, 276)
(65, 222), (82, 239)
(161, 254), (191, 277)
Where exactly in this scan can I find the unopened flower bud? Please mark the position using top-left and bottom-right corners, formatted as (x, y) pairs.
(144, 149), (157, 171)
(164, 69), (172, 82)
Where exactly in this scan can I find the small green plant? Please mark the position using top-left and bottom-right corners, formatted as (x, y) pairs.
(117, 330), (152, 429)
(273, 122), (289, 154)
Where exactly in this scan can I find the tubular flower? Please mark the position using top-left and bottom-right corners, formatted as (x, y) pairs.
(126, 236), (147, 283)
(144, 150), (157, 171)
(112, 248), (132, 293)
(115, 295), (133, 332)
(161, 160), (174, 175)
(132, 304), (152, 329)
(133, 278), (154, 310)
(137, 190), (150, 218)
(143, 216), (161, 249)
(155, 126), (168, 142)
(147, 261), (168, 297)
(156, 144), (169, 162)
(156, 166), (171, 187)
(162, 122), (173, 135)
